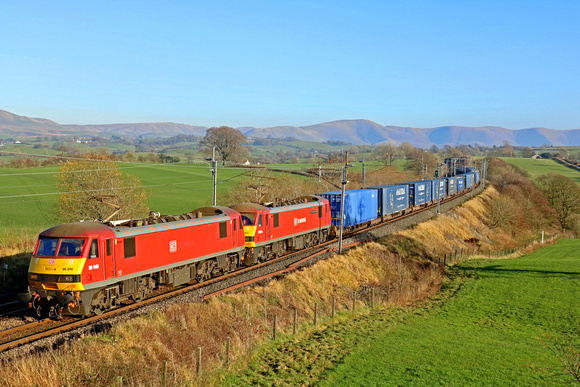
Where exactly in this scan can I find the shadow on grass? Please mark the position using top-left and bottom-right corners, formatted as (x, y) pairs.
(457, 264), (580, 277)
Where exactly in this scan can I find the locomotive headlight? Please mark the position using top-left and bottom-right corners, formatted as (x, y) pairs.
(29, 273), (39, 280)
(58, 275), (74, 282)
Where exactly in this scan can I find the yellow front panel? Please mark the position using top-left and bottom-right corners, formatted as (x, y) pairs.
(29, 257), (86, 291)
(244, 226), (256, 247)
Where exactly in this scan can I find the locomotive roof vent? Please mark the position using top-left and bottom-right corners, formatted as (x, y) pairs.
(265, 195), (321, 208)
(104, 207), (226, 228)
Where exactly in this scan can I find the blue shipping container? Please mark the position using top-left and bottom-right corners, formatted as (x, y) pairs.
(465, 173), (474, 188)
(457, 176), (465, 191)
(427, 178), (446, 199)
(320, 189), (378, 228)
(404, 180), (432, 206)
(367, 184), (409, 216)
(474, 170), (480, 184)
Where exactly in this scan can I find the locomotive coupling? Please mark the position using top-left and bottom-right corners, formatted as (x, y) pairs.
(55, 293), (74, 306)
(17, 291), (33, 303)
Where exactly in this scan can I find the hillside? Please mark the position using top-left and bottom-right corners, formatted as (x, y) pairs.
(2, 109), (580, 147)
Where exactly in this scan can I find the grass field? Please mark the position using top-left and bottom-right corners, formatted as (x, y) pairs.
(0, 161), (388, 231)
(225, 239), (580, 385)
(503, 157), (580, 185)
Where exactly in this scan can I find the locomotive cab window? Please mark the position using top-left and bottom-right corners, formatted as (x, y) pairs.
(258, 215), (263, 226)
(57, 239), (86, 257)
(36, 237), (58, 257)
(124, 237), (136, 258)
(241, 214), (255, 225)
(89, 239), (99, 258)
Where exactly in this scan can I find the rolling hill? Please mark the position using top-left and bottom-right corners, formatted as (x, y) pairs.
(1, 109), (579, 147)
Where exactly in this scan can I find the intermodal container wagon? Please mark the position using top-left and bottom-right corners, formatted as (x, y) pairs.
(320, 189), (378, 228)
(367, 184), (409, 216)
(446, 176), (458, 195)
(403, 181), (432, 207)
(457, 176), (465, 191)
(464, 173), (474, 189)
(427, 179), (446, 199)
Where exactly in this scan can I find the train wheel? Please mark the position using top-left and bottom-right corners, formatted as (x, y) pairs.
(132, 290), (145, 303)
(67, 302), (81, 315)
(49, 305), (63, 319)
(195, 261), (212, 283)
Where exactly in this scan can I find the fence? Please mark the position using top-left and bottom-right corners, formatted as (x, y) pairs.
(111, 240), (550, 386)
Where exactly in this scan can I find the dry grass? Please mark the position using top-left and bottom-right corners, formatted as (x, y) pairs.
(0, 185), (557, 386)
(0, 242), (444, 387)
(398, 186), (547, 259)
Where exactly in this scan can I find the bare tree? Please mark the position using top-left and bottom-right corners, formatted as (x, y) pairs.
(55, 155), (149, 223)
(376, 143), (399, 165)
(536, 173), (580, 231)
(200, 126), (246, 166)
(521, 147), (535, 158)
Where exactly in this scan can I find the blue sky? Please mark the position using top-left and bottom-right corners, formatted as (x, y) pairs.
(1, 1), (579, 129)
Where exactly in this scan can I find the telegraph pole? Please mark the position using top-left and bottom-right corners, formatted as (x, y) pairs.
(338, 166), (347, 253)
(482, 159), (487, 189)
(421, 155), (424, 180)
(437, 164), (441, 215)
(362, 161), (366, 188)
(211, 147), (217, 206)
(339, 151), (350, 253)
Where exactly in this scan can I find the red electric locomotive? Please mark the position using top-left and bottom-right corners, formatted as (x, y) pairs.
(230, 195), (332, 264)
(19, 206), (245, 317)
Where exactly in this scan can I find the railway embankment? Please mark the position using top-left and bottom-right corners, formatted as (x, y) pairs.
(1, 174), (561, 386)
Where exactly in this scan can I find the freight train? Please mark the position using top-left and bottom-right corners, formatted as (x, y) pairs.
(18, 169), (479, 317)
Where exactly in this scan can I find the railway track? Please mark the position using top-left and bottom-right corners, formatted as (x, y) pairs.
(0, 184), (481, 357)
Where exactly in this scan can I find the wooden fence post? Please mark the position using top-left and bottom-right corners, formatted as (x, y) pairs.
(331, 295), (336, 319)
(225, 337), (230, 366)
(293, 308), (297, 335)
(162, 360), (167, 387)
(314, 303), (318, 327)
(352, 292), (356, 311)
(273, 315), (277, 340)
(197, 347), (202, 374)
(371, 287), (375, 309)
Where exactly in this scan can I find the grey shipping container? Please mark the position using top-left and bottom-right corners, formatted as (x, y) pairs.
(367, 184), (409, 216)
(320, 189), (378, 228)
(446, 176), (458, 195)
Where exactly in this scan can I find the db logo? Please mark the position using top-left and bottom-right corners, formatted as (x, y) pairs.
(294, 217), (306, 226)
(169, 240), (178, 253)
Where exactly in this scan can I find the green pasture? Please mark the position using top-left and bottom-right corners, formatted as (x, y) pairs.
(1, 161), (381, 231)
(0, 164), (247, 231)
(225, 240), (580, 385)
(320, 240), (580, 385)
(503, 157), (580, 185)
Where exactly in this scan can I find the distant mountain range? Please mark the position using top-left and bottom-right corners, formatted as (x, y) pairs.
(1, 109), (579, 147)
